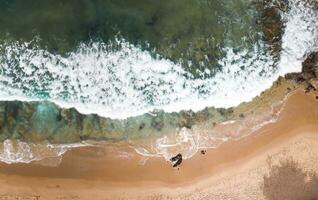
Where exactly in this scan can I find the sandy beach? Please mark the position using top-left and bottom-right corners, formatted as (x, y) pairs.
(0, 1), (317, 199)
(0, 89), (317, 200)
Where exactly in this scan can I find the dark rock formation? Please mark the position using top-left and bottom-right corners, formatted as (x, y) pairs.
(254, 0), (289, 62)
(301, 51), (318, 79)
(170, 153), (183, 168)
(285, 51), (318, 84)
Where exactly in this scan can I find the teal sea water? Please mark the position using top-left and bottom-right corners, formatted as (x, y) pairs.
(0, 0), (260, 66)
(0, 0), (317, 163)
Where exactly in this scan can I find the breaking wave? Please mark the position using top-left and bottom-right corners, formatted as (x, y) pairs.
(0, 39), (278, 119)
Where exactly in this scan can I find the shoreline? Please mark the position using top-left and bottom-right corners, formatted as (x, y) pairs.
(0, 74), (298, 164)
(0, 90), (318, 199)
(0, 2), (317, 198)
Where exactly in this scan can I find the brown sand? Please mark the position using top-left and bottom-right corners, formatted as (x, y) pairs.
(0, 90), (318, 200)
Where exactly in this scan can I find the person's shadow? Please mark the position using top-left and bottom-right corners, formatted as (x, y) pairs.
(262, 159), (318, 200)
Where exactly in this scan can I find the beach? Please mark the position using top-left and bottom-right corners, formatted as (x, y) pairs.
(0, 89), (317, 200)
(0, 0), (317, 199)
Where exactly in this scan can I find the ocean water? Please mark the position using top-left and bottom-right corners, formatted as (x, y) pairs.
(0, 0), (317, 164)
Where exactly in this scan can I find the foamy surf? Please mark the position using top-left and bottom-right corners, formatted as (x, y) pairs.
(132, 91), (289, 162)
(278, 0), (318, 74)
(0, 139), (88, 166)
(0, 39), (276, 119)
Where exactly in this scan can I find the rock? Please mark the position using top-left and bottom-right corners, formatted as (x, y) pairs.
(201, 150), (206, 155)
(285, 73), (305, 83)
(170, 153), (182, 168)
(309, 80), (318, 90)
(286, 51), (318, 84)
(304, 83), (316, 93)
(302, 52), (318, 78)
(255, 0), (288, 62)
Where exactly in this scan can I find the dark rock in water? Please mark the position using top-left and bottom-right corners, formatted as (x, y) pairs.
(170, 153), (182, 168)
(201, 150), (206, 155)
(254, 0), (289, 62)
(302, 52), (318, 78)
(285, 73), (306, 83)
(286, 51), (318, 84)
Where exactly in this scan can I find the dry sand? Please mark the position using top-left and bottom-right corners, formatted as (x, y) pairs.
(0, 90), (317, 200)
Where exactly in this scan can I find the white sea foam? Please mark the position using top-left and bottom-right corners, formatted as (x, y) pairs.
(279, 0), (318, 74)
(0, 139), (88, 165)
(0, 38), (280, 119)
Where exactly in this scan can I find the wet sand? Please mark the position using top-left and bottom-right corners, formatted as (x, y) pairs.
(0, 90), (318, 200)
